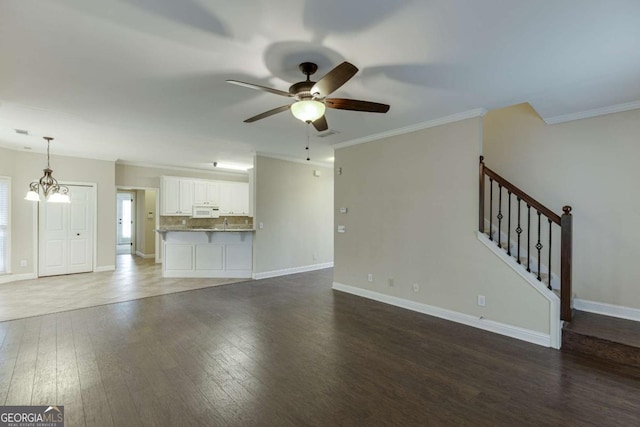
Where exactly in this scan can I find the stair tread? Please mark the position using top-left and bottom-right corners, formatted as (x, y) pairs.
(564, 311), (640, 348)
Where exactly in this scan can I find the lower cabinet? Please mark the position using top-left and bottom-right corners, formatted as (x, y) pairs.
(162, 231), (253, 278)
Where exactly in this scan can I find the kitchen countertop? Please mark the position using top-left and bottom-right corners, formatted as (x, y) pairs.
(156, 227), (255, 232)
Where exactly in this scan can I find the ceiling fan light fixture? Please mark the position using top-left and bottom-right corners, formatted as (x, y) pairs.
(291, 100), (325, 123)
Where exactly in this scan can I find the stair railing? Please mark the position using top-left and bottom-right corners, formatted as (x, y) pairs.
(479, 156), (572, 321)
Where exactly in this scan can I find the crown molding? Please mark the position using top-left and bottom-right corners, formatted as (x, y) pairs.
(115, 160), (250, 176)
(543, 100), (640, 125)
(332, 108), (488, 150)
(256, 152), (334, 169)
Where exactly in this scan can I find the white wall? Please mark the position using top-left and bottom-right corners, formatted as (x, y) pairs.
(484, 103), (640, 309)
(253, 156), (333, 276)
(334, 118), (551, 335)
(0, 146), (116, 275)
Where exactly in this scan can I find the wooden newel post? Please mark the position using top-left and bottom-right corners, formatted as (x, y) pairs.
(479, 156), (485, 234)
(560, 205), (573, 322)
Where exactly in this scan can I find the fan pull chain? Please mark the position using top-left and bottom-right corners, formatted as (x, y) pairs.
(306, 123), (310, 161)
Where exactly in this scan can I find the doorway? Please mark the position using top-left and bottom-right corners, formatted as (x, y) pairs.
(39, 184), (96, 277)
(117, 191), (135, 255)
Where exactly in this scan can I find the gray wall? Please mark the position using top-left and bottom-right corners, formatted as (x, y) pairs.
(0, 146), (116, 274)
(334, 118), (550, 334)
(484, 103), (640, 309)
(253, 156), (333, 275)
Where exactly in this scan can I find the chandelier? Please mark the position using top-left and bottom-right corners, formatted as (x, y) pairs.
(24, 137), (70, 203)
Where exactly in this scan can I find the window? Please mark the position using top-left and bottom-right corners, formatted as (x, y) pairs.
(0, 177), (10, 275)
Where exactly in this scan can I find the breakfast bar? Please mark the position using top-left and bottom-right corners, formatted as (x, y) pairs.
(157, 227), (254, 278)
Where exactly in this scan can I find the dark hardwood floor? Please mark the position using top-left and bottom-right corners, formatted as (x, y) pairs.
(1, 268), (639, 426)
(563, 310), (640, 369)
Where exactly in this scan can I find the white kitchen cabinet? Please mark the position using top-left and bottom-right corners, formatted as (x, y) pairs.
(162, 176), (249, 216)
(161, 176), (194, 216)
(193, 181), (219, 205)
(219, 182), (249, 216)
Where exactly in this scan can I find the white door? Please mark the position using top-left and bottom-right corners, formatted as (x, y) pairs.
(117, 192), (133, 248)
(39, 185), (95, 276)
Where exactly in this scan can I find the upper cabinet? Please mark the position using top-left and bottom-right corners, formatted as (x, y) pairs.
(193, 181), (219, 205)
(161, 177), (194, 216)
(161, 176), (250, 217)
(219, 181), (249, 216)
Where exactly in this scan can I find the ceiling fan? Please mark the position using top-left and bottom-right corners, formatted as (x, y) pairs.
(226, 61), (390, 131)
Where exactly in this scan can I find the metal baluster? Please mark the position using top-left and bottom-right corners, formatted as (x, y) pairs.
(489, 178), (493, 241)
(497, 184), (503, 248)
(548, 219), (552, 290)
(536, 211), (542, 281)
(527, 204), (531, 272)
(516, 198), (522, 264)
(507, 191), (512, 256)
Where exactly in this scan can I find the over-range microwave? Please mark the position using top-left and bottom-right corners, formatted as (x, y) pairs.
(191, 205), (220, 218)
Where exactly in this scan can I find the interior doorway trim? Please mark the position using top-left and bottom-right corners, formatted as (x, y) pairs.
(115, 186), (160, 264)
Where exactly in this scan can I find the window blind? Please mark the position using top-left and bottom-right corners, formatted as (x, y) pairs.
(0, 178), (9, 274)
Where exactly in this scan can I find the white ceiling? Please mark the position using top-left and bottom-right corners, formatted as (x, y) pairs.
(1, 0), (639, 170)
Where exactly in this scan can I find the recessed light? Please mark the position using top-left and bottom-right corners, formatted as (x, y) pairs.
(15, 129), (29, 135)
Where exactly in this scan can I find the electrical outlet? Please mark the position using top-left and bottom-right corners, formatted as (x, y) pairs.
(412, 283), (419, 292)
(367, 273), (373, 282)
(313, 252), (318, 260)
(20, 259), (27, 267)
(259, 222), (264, 229)
(181, 219), (186, 225)
(478, 295), (486, 307)
(388, 278), (394, 288)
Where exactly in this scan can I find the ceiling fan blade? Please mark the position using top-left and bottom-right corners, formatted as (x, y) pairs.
(310, 62), (358, 97)
(312, 115), (328, 132)
(244, 104), (291, 123)
(227, 80), (293, 97)
(325, 98), (390, 113)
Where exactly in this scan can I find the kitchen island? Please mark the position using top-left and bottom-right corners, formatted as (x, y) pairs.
(157, 227), (254, 278)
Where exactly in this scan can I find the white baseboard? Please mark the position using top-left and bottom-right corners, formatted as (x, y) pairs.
(253, 262), (334, 280)
(0, 273), (37, 284)
(333, 282), (553, 348)
(573, 299), (640, 322)
(94, 265), (116, 272)
(135, 251), (155, 259)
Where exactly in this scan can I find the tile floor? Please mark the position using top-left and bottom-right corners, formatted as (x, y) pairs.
(0, 255), (246, 322)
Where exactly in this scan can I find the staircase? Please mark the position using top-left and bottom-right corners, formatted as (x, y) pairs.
(479, 156), (572, 322)
(480, 157), (640, 365)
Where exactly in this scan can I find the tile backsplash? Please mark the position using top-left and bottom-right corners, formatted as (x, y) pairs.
(160, 216), (253, 229)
